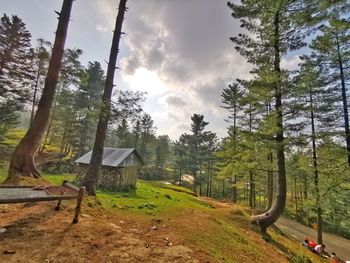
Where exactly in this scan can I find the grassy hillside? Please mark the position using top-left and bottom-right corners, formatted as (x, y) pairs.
(0, 172), (327, 262)
(96, 180), (327, 263)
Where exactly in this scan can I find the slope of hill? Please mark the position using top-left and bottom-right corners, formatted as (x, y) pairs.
(0, 176), (327, 263)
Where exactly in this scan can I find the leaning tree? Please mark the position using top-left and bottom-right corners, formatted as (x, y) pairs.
(81, 0), (128, 195)
(7, 0), (74, 182)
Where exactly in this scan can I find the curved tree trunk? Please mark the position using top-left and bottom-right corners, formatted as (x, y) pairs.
(82, 0), (127, 195)
(6, 0), (74, 182)
(251, 5), (286, 236)
(266, 152), (274, 210)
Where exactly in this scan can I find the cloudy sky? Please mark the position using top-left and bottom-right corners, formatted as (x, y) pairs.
(3, 0), (297, 140)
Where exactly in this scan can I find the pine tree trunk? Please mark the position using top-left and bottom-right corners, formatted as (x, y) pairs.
(309, 84), (322, 244)
(317, 206), (323, 244)
(6, 0), (74, 182)
(64, 120), (73, 155)
(294, 176), (298, 215)
(209, 170), (212, 197)
(30, 67), (41, 124)
(60, 118), (70, 153)
(81, 0), (127, 195)
(251, 7), (286, 236)
(266, 103), (274, 210)
(233, 175), (237, 202)
(39, 98), (58, 153)
(303, 171), (308, 200)
(299, 188), (303, 212)
(77, 119), (88, 157)
(249, 170), (254, 208)
(206, 163), (210, 197)
(232, 98), (238, 203)
(222, 179), (225, 198)
(266, 153), (274, 210)
(179, 167), (182, 186)
(336, 36), (350, 167)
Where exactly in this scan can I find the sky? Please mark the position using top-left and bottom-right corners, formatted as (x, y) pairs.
(2, 0), (299, 140)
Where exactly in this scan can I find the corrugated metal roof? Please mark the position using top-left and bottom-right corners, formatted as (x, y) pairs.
(74, 147), (142, 167)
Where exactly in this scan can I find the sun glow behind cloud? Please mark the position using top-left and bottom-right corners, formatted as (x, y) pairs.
(122, 67), (169, 96)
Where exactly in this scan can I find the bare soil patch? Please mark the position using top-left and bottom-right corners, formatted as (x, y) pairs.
(0, 201), (210, 263)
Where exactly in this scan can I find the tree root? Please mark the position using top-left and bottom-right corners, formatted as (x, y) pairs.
(6, 151), (41, 183)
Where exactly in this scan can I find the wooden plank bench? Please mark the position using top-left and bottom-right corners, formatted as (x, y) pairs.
(0, 180), (86, 224)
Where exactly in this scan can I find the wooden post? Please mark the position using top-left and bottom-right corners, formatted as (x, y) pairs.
(56, 179), (68, 210)
(72, 186), (86, 224)
(55, 200), (62, 211)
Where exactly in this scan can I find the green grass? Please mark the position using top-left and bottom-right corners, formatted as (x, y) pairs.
(188, 217), (262, 263)
(0, 164), (7, 182)
(43, 173), (76, 185)
(0, 128), (26, 147)
(0, 167), (76, 185)
(1, 128), (61, 154)
(96, 180), (213, 216)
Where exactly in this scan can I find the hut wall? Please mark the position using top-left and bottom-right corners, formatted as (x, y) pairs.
(121, 152), (142, 167)
(74, 164), (86, 184)
(75, 151), (142, 191)
(99, 165), (140, 191)
(74, 164), (103, 185)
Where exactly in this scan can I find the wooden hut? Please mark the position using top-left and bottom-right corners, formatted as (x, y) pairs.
(75, 148), (143, 191)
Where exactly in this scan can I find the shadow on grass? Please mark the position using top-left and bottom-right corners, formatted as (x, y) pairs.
(270, 224), (288, 237)
(97, 188), (146, 200)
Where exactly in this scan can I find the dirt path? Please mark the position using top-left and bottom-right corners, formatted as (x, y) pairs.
(275, 217), (350, 260)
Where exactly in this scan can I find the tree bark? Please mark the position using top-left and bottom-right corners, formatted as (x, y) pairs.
(39, 102), (57, 153)
(7, 0), (74, 182)
(317, 206), (323, 244)
(179, 167), (182, 186)
(266, 153), (274, 210)
(232, 175), (237, 202)
(209, 169), (212, 197)
(60, 118), (70, 153)
(336, 35), (350, 167)
(266, 103), (274, 211)
(81, 0), (127, 195)
(30, 66), (41, 124)
(206, 161), (210, 197)
(251, 5), (286, 236)
(249, 170), (254, 208)
(77, 118), (88, 157)
(310, 84), (322, 244)
(303, 170), (308, 199)
(232, 99), (238, 203)
(222, 179), (225, 198)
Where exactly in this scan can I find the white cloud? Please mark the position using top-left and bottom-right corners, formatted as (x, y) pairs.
(96, 24), (108, 33)
(281, 55), (301, 71)
(96, 0), (250, 140)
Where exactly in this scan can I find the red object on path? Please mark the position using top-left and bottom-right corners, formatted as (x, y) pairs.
(305, 236), (317, 248)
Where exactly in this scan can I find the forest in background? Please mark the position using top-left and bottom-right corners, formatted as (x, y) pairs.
(0, 0), (349, 245)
